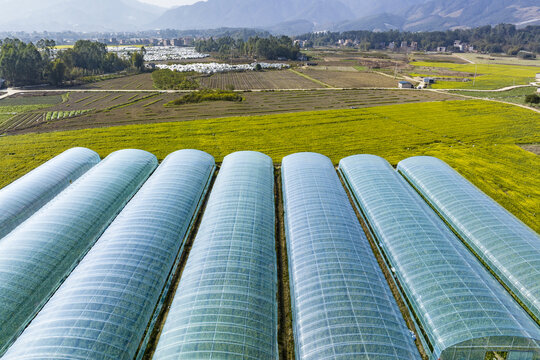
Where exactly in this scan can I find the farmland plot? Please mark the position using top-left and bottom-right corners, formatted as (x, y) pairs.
(3, 89), (458, 134)
(199, 70), (317, 90)
(295, 68), (398, 88)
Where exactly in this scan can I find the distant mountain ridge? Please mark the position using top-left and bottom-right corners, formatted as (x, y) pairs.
(0, 0), (165, 32)
(154, 0), (540, 34)
(0, 0), (538, 34)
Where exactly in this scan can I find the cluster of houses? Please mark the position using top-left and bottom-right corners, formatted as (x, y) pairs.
(437, 41), (475, 53)
(329, 38), (476, 53)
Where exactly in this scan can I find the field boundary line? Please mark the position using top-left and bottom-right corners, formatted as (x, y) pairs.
(453, 54), (475, 64)
(287, 69), (333, 88)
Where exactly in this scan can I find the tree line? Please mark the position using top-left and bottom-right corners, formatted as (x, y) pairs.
(0, 39), (145, 87)
(296, 24), (540, 54)
(195, 35), (301, 60)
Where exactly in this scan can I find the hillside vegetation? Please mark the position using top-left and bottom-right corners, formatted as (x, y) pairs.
(1, 100), (538, 232)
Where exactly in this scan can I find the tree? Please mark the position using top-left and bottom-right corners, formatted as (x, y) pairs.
(49, 59), (66, 86)
(525, 94), (540, 105)
(0, 39), (44, 86)
(131, 49), (144, 72)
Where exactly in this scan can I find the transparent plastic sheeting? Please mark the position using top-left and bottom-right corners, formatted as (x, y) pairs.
(281, 153), (420, 360)
(153, 151), (278, 360)
(0, 147), (100, 239)
(338, 155), (540, 360)
(398, 156), (540, 322)
(0, 149), (157, 356)
(2, 150), (215, 360)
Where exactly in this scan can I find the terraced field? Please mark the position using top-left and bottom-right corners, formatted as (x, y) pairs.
(2, 89), (457, 134)
(199, 70), (317, 90)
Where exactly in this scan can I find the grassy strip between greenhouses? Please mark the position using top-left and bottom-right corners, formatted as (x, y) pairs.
(0, 99), (538, 232)
(274, 170), (295, 360)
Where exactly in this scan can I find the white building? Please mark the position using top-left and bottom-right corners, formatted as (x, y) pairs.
(398, 81), (414, 89)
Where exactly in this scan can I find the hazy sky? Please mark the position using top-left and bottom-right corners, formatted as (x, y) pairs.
(139, 0), (204, 7)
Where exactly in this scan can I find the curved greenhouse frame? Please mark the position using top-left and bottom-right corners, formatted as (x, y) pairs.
(0, 147), (100, 239)
(153, 151), (278, 360)
(1, 150), (215, 360)
(397, 156), (540, 323)
(0, 149), (157, 356)
(339, 155), (540, 360)
(281, 153), (420, 360)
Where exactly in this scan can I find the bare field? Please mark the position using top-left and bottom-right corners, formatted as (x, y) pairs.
(296, 68), (398, 88)
(78, 73), (156, 90)
(199, 70), (318, 90)
(2, 89), (459, 135)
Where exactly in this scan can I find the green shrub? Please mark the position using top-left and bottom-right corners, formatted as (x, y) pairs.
(166, 89), (243, 106)
(151, 69), (199, 90)
(525, 94), (540, 104)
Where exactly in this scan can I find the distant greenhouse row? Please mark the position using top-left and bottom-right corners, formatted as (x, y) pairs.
(0, 148), (538, 360)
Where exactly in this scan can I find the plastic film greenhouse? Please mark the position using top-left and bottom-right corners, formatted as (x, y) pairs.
(0, 147), (100, 239)
(398, 156), (540, 323)
(152, 151), (278, 360)
(2, 150), (215, 360)
(0, 149), (157, 356)
(281, 153), (420, 360)
(339, 155), (540, 360)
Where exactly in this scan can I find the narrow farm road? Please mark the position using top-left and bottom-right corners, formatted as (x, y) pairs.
(453, 54), (475, 64)
(429, 89), (540, 114)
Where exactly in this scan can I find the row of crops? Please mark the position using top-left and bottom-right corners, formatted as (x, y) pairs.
(0, 148), (539, 359)
(0, 109), (93, 133)
(45, 109), (93, 121)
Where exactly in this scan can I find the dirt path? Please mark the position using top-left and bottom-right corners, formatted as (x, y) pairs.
(430, 89), (540, 114)
(453, 54), (475, 64)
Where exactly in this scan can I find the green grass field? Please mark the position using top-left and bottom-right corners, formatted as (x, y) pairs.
(1, 99), (538, 232)
(451, 87), (540, 106)
(411, 61), (539, 89)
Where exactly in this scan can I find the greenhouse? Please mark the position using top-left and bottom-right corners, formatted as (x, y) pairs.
(0, 147), (100, 239)
(0, 149), (157, 356)
(1, 150), (215, 360)
(153, 151), (278, 360)
(339, 155), (540, 360)
(397, 156), (540, 323)
(281, 153), (420, 360)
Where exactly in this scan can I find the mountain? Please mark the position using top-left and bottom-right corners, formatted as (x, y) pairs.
(333, 13), (406, 32)
(153, 0), (540, 34)
(151, 0), (356, 30)
(0, 0), (538, 34)
(0, 0), (165, 32)
(401, 0), (540, 31)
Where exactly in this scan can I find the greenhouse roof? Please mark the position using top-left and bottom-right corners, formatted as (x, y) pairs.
(339, 154), (540, 360)
(398, 156), (540, 323)
(1, 150), (215, 360)
(153, 151), (278, 360)
(0, 149), (157, 356)
(0, 147), (100, 239)
(282, 153), (420, 360)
